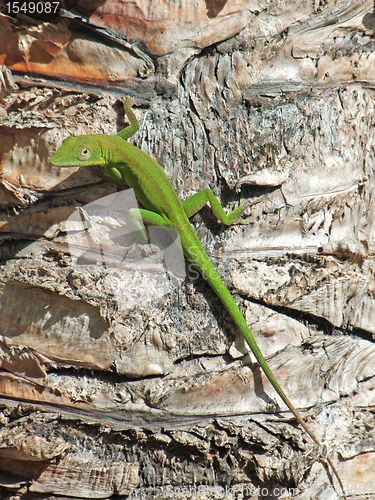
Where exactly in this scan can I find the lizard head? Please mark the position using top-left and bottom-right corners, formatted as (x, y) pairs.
(50, 135), (104, 167)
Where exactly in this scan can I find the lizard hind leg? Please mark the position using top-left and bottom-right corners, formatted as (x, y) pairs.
(182, 188), (264, 225)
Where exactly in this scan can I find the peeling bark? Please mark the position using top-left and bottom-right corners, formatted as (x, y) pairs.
(0, 1), (375, 499)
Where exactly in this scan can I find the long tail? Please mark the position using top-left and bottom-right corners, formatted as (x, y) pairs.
(182, 232), (346, 497)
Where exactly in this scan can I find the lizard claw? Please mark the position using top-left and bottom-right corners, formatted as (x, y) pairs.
(123, 96), (135, 109)
(232, 194), (266, 225)
(243, 194), (266, 209)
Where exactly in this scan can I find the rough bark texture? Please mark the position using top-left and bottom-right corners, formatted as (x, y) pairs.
(0, 1), (375, 499)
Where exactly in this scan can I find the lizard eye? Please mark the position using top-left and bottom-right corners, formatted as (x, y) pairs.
(79, 148), (91, 160)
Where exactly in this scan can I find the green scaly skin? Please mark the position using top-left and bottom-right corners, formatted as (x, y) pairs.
(50, 97), (345, 497)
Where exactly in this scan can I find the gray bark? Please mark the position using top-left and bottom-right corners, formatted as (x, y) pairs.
(0, 1), (375, 498)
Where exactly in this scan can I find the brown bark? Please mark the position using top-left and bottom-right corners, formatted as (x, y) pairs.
(0, 1), (375, 498)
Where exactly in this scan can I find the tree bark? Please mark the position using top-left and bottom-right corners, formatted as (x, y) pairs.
(0, 1), (375, 499)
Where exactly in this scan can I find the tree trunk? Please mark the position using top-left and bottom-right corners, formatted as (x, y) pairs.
(0, 1), (375, 499)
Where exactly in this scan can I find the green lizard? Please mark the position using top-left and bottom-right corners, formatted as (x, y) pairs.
(50, 97), (345, 496)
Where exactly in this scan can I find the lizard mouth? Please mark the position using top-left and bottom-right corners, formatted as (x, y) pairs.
(50, 151), (98, 167)
(49, 153), (68, 167)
